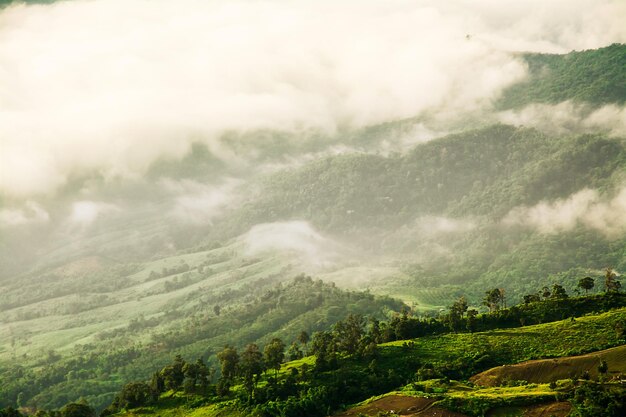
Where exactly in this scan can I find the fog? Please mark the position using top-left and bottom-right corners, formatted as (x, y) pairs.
(0, 201), (49, 226)
(241, 221), (346, 267)
(2, 0), (625, 199)
(1, 0), (625, 281)
(503, 187), (626, 238)
(497, 102), (626, 136)
(164, 178), (244, 224)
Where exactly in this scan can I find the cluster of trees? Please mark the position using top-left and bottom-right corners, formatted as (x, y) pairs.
(571, 381), (626, 417)
(394, 278), (626, 338)
(215, 338), (287, 402)
(521, 269), (621, 305)
(96, 312), (410, 417)
(100, 355), (214, 415)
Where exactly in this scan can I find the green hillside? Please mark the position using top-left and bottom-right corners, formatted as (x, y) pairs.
(207, 124), (626, 301)
(498, 43), (626, 109)
(0, 274), (402, 410)
(99, 305), (626, 417)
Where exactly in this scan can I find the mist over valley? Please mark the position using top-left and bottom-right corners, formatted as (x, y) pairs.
(1, 1), (626, 415)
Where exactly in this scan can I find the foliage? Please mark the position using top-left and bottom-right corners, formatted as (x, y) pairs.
(497, 43), (626, 108)
(570, 382), (626, 417)
(0, 276), (401, 411)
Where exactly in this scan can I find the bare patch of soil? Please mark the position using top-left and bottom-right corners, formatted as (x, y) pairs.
(521, 402), (572, 417)
(471, 345), (626, 387)
(334, 395), (469, 417)
(334, 395), (434, 416)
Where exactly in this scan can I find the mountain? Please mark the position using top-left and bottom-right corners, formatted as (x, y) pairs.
(497, 43), (626, 109)
(1, 43), (625, 413)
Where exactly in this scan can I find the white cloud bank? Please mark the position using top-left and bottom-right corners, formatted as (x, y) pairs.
(164, 178), (243, 224)
(503, 187), (626, 238)
(498, 102), (626, 136)
(241, 221), (344, 265)
(0, 0), (625, 197)
(68, 200), (120, 226)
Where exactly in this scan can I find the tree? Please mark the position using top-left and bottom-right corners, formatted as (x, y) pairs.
(213, 305), (221, 316)
(311, 331), (334, 371)
(446, 297), (467, 333)
(183, 363), (200, 394)
(113, 382), (154, 410)
(572, 381), (626, 417)
(578, 276), (595, 295)
(483, 288), (504, 312)
(605, 268), (621, 293)
(60, 403), (94, 417)
(239, 343), (264, 402)
(194, 358), (214, 393)
(297, 330), (310, 349)
(359, 336), (378, 360)
(287, 341), (303, 361)
(541, 286), (551, 299)
(263, 338), (285, 383)
(551, 283), (568, 299)
(452, 296), (469, 317)
(149, 371), (165, 396)
(333, 314), (365, 355)
(523, 293), (541, 304)
(160, 355), (186, 393)
(216, 346), (238, 396)
(369, 318), (382, 344)
(466, 309), (478, 333)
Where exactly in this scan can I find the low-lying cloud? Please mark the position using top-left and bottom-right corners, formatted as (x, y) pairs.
(241, 221), (345, 266)
(68, 200), (120, 227)
(503, 187), (626, 238)
(0, 201), (49, 227)
(497, 102), (626, 136)
(1, 0), (625, 197)
(415, 216), (477, 237)
(164, 178), (243, 224)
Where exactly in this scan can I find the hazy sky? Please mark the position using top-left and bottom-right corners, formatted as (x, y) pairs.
(1, 0), (625, 199)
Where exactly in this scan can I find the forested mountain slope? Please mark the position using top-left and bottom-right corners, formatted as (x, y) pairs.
(1, 43), (625, 414)
(207, 124), (626, 300)
(497, 43), (626, 109)
(0, 276), (401, 410)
